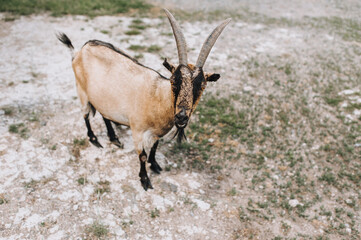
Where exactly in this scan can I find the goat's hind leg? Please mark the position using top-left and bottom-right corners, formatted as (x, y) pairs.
(139, 150), (153, 191)
(84, 103), (103, 148)
(148, 140), (163, 174)
(103, 117), (123, 148)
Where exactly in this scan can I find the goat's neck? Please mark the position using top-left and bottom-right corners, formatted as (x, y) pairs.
(145, 78), (175, 137)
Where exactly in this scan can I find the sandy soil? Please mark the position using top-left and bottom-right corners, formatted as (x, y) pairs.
(1, 1), (361, 239)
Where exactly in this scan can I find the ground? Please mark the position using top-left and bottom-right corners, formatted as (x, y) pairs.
(0, 1), (361, 239)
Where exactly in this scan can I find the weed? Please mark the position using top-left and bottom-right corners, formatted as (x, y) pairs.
(8, 123), (29, 139)
(319, 170), (336, 185)
(28, 112), (39, 122)
(0, 194), (8, 205)
(147, 45), (162, 52)
(73, 138), (87, 147)
(125, 30), (141, 35)
(128, 45), (146, 51)
(77, 177), (87, 185)
(132, 19), (143, 24)
(129, 24), (147, 30)
(24, 179), (39, 191)
(281, 221), (291, 235)
(228, 187), (237, 196)
(134, 53), (144, 59)
(324, 96), (343, 106)
(100, 29), (110, 35)
(94, 180), (111, 195)
(2, 107), (14, 116)
(150, 208), (160, 218)
(85, 221), (109, 239)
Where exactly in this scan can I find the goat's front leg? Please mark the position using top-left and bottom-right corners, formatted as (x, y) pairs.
(103, 117), (123, 148)
(84, 113), (103, 148)
(139, 150), (153, 191)
(148, 140), (163, 174)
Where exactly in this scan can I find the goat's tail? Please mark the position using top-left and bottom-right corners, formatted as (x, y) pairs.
(57, 32), (75, 59)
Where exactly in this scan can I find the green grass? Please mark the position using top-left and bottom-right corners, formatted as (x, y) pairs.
(2, 107), (14, 115)
(77, 177), (87, 185)
(0, 194), (8, 205)
(8, 123), (29, 139)
(94, 180), (111, 195)
(0, 0), (151, 17)
(128, 45), (146, 51)
(150, 208), (160, 218)
(125, 29), (141, 35)
(85, 221), (109, 239)
(73, 137), (87, 147)
(147, 45), (162, 52)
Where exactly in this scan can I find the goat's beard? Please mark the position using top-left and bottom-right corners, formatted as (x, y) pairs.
(173, 125), (187, 143)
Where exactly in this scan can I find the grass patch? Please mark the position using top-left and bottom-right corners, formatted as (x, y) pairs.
(100, 29), (110, 35)
(0, 0), (151, 17)
(2, 107), (14, 116)
(128, 45), (146, 51)
(8, 123), (29, 139)
(73, 137), (87, 147)
(0, 194), (8, 205)
(77, 177), (87, 185)
(125, 29), (141, 35)
(129, 24), (147, 30)
(324, 96), (343, 106)
(147, 45), (162, 53)
(94, 180), (111, 195)
(85, 221), (109, 239)
(150, 208), (160, 218)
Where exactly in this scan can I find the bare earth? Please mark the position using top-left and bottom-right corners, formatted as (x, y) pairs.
(1, 1), (361, 239)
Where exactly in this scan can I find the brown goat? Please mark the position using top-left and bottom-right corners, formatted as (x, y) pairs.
(58, 9), (230, 190)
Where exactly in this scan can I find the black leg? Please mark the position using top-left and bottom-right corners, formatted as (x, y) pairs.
(84, 113), (103, 148)
(103, 117), (123, 148)
(139, 150), (153, 191)
(148, 140), (162, 174)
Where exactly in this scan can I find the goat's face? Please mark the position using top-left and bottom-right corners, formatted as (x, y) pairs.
(166, 60), (220, 128)
(164, 9), (230, 139)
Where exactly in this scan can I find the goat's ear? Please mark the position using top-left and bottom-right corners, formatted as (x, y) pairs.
(163, 58), (176, 73)
(205, 73), (220, 82)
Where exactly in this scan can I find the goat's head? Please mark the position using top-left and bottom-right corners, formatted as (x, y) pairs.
(164, 9), (230, 141)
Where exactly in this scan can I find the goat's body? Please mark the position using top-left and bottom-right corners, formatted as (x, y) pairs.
(58, 9), (230, 190)
(72, 41), (175, 152)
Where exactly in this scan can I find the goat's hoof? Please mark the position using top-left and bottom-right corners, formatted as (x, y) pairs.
(90, 137), (103, 148)
(150, 162), (163, 174)
(111, 138), (123, 148)
(140, 177), (153, 191)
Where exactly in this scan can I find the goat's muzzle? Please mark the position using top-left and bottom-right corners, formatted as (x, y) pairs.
(175, 108), (188, 128)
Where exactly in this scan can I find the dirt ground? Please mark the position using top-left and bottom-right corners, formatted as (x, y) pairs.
(1, 1), (361, 239)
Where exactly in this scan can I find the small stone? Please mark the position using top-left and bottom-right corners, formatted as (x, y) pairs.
(160, 181), (178, 193)
(289, 199), (302, 208)
(243, 86), (253, 92)
(193, 199), (210, 211)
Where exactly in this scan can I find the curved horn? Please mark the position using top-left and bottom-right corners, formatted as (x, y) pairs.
(164, 9), (188, 65)
(196, 18), (231, 68)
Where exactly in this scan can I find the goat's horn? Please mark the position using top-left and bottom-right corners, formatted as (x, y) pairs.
(196, 18), (231, 68)
(164, 9), (188, 65)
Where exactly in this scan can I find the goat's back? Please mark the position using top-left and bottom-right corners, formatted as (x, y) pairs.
(72, 42), (174, 135)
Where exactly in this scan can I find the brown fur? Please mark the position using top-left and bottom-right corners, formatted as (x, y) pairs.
(72, 44), (175, 154)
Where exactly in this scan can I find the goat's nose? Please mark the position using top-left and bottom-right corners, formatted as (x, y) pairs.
(175, 108), (188, 125)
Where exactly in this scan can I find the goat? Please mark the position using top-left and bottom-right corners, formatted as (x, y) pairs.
(57, 9), (231, 190)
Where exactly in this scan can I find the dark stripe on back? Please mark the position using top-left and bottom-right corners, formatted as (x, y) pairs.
(85, 40), (167, 79)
